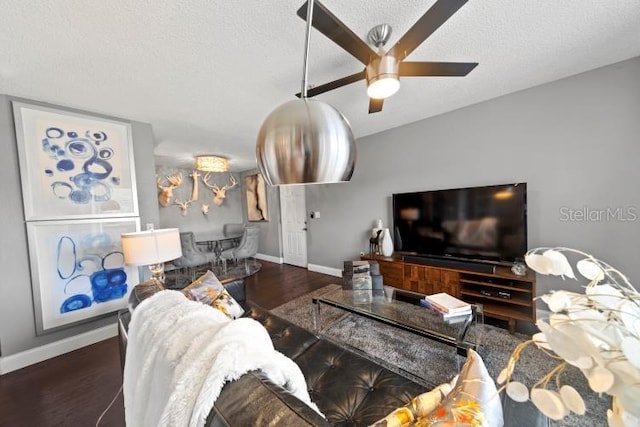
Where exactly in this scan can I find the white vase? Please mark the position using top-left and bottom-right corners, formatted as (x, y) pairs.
(381, 228), (393, 257)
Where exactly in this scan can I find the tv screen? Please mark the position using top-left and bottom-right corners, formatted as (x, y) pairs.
(392, 183), (527, 264)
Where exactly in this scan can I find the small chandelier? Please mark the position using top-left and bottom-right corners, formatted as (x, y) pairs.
(195, 155), (228, 172)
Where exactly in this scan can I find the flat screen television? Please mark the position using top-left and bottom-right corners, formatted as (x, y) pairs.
(392, 183), (527, 265)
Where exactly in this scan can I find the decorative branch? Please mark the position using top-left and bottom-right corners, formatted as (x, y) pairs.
(500, 247), (640, 425)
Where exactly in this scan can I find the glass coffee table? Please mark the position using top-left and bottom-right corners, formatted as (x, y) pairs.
(312, 287), (482, 357)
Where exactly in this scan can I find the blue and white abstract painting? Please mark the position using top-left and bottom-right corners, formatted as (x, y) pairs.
(13, 102), (138, 220)
(27, 218), (140, 333)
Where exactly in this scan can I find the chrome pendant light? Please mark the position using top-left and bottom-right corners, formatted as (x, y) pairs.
(256, 0), (356, 186)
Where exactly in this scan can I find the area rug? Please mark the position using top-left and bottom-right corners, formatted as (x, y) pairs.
(212, 259), (262, 281)
(272, 285), (609, 427)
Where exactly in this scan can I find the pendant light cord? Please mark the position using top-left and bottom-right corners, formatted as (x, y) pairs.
(300, 0), (315, 98)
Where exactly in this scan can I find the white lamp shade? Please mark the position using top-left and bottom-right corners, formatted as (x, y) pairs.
(120, 228), (182, 266)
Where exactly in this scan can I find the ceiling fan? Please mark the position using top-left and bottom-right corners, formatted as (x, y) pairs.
(294, 0), (478, 113)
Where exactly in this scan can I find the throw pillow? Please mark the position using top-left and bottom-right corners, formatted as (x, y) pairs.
(371, 377), (457, 427)
(419, 349), (503, 427)
(373, 350), (503, 427)
(182, 270), (245, 319)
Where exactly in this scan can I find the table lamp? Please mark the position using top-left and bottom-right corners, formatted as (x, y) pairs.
(120, 228), (182, 285)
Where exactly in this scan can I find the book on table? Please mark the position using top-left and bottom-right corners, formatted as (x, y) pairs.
(424, 292), (471, 313)
(443, 312), (471, 324)
(420, 299), (472, 319)
(422, 293), (472, 316)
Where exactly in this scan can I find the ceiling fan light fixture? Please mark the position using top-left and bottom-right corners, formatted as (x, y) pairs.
(195, 155), (228, 172)
(293, 0), (476, 113)
(367, 76), (400, 99)
(366, 54), (400, 99)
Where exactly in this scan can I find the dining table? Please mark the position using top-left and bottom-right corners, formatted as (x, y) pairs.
(195, 231), (243, 263)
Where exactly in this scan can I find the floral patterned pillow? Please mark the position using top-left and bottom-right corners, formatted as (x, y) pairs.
(371, 379), (456, 427)
(182, 270), (245, 319)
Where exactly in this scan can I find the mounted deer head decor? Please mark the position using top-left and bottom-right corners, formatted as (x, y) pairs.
(201, 203), (210, 216)
(156, 173), (183, 207)
(202, 173), (238, 206)
(173, 198), (192, 216)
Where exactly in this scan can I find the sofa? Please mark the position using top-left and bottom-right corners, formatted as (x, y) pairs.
(118, 279), (547, 426)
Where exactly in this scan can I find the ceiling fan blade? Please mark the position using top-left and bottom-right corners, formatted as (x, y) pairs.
(369, 98), (384, 114)
(295, 70), (366, 98)
(400, 61), (478, 77)
(389, 0), (469, 61)
(297, 0), (376, 66)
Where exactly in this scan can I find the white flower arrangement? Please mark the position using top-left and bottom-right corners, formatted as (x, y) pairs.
(498, 247), (640, 426)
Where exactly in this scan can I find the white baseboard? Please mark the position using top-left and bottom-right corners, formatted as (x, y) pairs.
(255, 253), (283, 264)
(0, 324), (117, 375)
(308, 264), (342, 278)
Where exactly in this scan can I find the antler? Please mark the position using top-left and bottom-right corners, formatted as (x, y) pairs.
(167, 173), (183, 187)
(157, 173), (183, 189)
(201, 172), (216, 190)
(222, 175), (238, 191)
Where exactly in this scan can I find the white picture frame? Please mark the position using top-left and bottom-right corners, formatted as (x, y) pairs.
(27, 217), (140, 334)
(13, 101), (139, 220)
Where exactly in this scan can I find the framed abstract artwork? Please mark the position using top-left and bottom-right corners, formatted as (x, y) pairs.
(26, 218), (140, 334)
(245, 173), (269, 221)
(13, 102), (138, 220)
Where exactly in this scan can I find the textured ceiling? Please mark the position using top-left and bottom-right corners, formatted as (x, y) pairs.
(2, 1), (639, 171)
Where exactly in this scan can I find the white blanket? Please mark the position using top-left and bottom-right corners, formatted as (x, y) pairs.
(123, 290), (322, 427)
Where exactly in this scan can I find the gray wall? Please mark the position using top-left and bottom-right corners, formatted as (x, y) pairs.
(241, 169), (282, 258)
(306, 57), (640, 295)
(0, 95), (158, 356)
(156, 166), (243, 238)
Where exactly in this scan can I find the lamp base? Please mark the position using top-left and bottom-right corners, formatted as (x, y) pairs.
(149, 262), (166, 284)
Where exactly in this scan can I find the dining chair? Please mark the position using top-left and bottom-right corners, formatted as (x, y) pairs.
(221, 223), (245, 251)
(172, 232), (216, 268)
(220, 226), (259, 271)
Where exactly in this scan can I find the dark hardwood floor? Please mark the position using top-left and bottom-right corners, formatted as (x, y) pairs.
(244, 261), (335, 310)
(0, 261), (335, 427)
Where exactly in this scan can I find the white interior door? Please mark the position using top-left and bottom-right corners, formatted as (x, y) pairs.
(280, 185), (308, 267)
